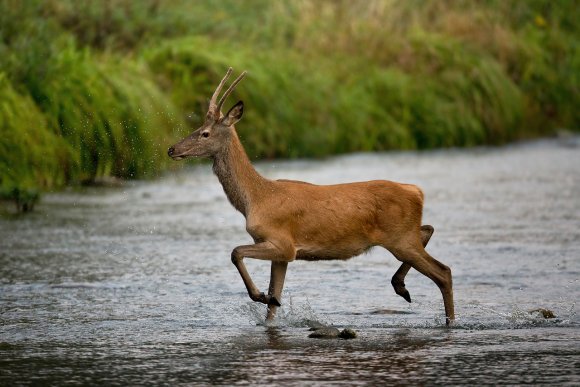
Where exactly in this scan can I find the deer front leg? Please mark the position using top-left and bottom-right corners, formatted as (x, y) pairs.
(391, 225), (434, 303)
(231, 241), (294, 306)
(266, 261), (288, 320)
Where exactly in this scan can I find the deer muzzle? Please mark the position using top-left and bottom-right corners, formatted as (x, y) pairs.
(167, 145), (188, 160)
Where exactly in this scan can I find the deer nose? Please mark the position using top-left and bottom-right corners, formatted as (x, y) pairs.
(167, 146), (175, 157)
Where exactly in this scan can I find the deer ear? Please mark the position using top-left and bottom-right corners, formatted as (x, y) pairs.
(221, 101), (244, 127)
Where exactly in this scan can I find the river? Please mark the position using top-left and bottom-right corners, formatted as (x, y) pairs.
(1, 138), (579, 385)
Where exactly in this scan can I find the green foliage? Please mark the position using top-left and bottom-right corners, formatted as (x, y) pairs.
(32, 46), (184, 183)
(145, 34), (525, 157)
(0, 73), (68, 190)
(0, 1), (187, 210)
(0, 0), (578, 209)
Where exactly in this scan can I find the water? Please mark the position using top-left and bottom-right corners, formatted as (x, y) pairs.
(1, 138), (579, 385)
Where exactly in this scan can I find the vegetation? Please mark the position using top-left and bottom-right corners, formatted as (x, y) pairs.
(0, 0), (578, 208)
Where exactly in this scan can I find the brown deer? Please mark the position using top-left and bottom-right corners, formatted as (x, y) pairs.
(168, 68), (455, 325)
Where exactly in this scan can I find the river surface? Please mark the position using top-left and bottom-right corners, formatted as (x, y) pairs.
(1, 139), (579, 385)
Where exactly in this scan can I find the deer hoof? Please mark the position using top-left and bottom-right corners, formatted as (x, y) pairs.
(251, 292), (268, 304)
(401, 290), (412, 303)
(392, 280), (412, 303)
(269, 296), (281, 307)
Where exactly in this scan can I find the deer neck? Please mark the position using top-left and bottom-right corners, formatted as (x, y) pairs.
(212, 130), (268, 216)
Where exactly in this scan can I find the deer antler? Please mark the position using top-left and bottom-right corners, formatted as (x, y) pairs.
(207, 67), (232, 120)
(217, 71), (247, 114)
(207, 67), (247, 121)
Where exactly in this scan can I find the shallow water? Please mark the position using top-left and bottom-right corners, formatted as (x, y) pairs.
(1, 139), (579, 385)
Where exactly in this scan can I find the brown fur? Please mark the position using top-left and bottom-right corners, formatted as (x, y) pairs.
(168, 68), (455, 325)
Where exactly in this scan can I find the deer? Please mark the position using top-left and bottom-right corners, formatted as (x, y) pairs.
(167, 68), (455, 325)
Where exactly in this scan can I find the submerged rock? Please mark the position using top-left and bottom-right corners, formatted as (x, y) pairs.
(338, 328), (357, 339)
(308, 326), (358, 339)
(529, 308), (556, 319)
(308, 327), (340, 338)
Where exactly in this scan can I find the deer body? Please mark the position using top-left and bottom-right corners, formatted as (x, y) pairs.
(168, 68), (455, 325)
(250, 180), (424, 260)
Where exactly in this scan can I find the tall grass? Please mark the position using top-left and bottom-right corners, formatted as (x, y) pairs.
(145, 34), (524, 157)
(0, 73), (68, 190)
(32, 46), (185, 183)
(0, 0), (187, 199)
(0, 73), (69, 210)
(0, 0), (577, 208)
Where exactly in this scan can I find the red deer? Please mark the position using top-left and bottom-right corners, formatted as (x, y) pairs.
(168, 68), (455, 325)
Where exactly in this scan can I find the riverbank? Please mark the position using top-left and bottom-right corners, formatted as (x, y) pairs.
(1, 1), (578, 199)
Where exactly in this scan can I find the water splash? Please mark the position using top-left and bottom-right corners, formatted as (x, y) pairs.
(239, 293), (329, 328)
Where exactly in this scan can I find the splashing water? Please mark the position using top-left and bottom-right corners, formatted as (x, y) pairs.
(240, 293), (329, 328)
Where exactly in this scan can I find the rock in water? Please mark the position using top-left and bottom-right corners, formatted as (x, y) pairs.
(338, 328), (357, 339)
(529, 308), (556, 319)
(308, 327), (358, 339)
(308, 327), (340, 338)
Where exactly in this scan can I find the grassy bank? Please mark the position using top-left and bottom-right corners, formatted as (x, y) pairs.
(0, 0), (578, 207)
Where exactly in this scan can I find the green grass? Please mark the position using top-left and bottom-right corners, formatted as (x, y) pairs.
(33, 46), (185, 183)
(0, 73), (68, 201)
(145, 33), (525, 157)
(0, 0), (578, 210)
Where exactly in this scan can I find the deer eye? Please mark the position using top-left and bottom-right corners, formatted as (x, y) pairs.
(201, 132), (210, 138)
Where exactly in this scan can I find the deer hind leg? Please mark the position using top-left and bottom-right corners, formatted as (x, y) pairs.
(231, 241), (294, 307)
(389, 238), (455, 325)
(266, 261), (288, 320)
(391, 225), (434, 303)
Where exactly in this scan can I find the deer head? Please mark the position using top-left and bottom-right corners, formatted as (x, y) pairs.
(168, 67), (247, 160)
